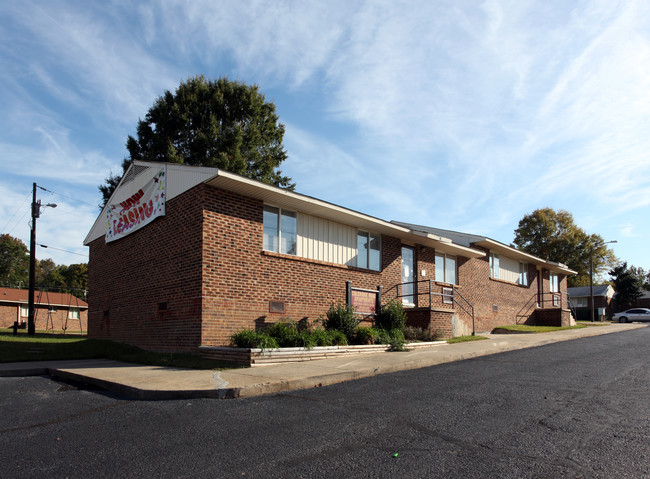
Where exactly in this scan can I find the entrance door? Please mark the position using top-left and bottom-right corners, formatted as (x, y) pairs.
(401, 246), (415, 305)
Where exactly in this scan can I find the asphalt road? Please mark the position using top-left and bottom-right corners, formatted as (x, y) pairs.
(1, 327), (649, 478)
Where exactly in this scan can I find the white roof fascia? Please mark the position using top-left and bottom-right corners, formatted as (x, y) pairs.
(407, 230), (485, 258)
(205, 171), (485, 258)
(475, 238), (577, 275)
(85, 161), (486, 258)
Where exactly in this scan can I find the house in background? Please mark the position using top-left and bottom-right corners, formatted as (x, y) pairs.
(567, 284), (615, 321)
(84, 161), (576, 355)
(0, 287), (88, 332)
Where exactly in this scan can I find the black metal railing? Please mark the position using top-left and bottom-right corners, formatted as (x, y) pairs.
(386, 280), (476, 335)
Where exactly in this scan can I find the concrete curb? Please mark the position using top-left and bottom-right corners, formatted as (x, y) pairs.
(1, 323), (645, 400)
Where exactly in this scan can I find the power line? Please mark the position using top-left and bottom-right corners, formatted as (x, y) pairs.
(37, 243), (88, 258)
(39, 185), (96, 208)
(1, 190), (32, 233)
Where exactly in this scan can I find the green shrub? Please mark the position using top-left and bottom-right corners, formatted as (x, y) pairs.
(325, 302), (359, 342)
(310, 327), (348, 346)
(326, 330), (348, 346)
(355, 326), (379, 345)
(375, 299), (407, 332)
(374, 328), (407, 351)
(266, 320), (315, 349)
(230, 330), (278, 349)
(387, 328), (407, 351)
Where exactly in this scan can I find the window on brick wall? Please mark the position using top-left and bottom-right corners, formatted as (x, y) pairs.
(572, 297), (587, 307)
(357, 231), (381, 270)
(20, 305), (28, 317)
(435, 253), (457, 284)
(263, 205), (297, 255)
(550, 272), (559, 293)
(68, 308), (80, 320)
(518, 262), (528, 286)
(489, 253), (500, 279)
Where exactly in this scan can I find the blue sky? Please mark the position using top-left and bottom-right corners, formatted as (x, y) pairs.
(1, 0), (649, 274)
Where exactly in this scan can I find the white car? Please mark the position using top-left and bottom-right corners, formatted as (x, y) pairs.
(613, 308), (650, 323)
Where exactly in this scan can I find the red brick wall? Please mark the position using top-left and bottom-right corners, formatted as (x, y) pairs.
(200, 185), (403, 345)
(88, 185), (205, 352)
(89, 183), (405, 350)
(452, 247), (542, 333)
(88, 181), (573, 352)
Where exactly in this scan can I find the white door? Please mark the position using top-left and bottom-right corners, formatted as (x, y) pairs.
(401, 246), (414, 305)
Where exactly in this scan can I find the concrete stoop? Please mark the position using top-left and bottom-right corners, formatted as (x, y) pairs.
(199, 341), (447, 366)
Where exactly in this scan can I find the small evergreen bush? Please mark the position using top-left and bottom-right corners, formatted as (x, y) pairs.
(355, 326), (379, 345)
(324, 302), (359, 342)
(230, 330), (278, 349)
(266, 320), (315, 349)
(375, 299), (407, 332)
(310, 327), (348, 346)
(326, 330), (348, 346)
(375, 328), (407, 351)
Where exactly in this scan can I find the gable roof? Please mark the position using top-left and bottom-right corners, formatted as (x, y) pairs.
(393, 221), (577, 275)
(0, 287), (88, 309)
(567, 285), (614, 298)
(85, 161), (485, 258)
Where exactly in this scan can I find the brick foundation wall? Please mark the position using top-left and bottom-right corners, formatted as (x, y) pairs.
(534, 308), (572, 327)
(405, 308), (455, 338)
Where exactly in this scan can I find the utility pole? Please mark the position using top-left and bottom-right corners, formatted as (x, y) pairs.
(27, 183), (57, 336)
(590, 240), (617, 323)
(27, 183), (37, 336)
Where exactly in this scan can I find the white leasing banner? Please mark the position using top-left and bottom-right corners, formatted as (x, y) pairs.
(105, 168), (166, 242)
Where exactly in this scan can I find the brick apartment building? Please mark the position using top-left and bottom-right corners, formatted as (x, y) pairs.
(84, 161), (576, 353)
(0, 287), (88, 332)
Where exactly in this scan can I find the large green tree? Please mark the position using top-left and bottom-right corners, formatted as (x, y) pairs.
(609, 262), (644, 308)
(513, 208), (617, 287)
(99, 75), (294, 206)
(0, 234), (29, 288)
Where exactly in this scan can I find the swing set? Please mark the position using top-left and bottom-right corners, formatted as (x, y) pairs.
(32, 288), (86, 334)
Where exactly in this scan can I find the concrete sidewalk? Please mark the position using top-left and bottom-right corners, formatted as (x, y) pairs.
(1, 323), (645, 400)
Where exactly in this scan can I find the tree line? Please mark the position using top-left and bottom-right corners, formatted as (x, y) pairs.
(0, 234), (88, 299)
(514, 208), (649, 307)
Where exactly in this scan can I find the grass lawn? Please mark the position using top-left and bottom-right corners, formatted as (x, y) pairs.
(576, 321), (611, 327)
(0, 330), (240, 370)
(492, 324), (587, 333)
(447, 335), (488, 344)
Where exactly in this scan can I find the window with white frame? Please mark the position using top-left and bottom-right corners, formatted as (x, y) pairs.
(518, 262), (528, 286)
(20, 305), (28, 317)
(435, 253), (457, 284)
(489, 253), (500, 279)
(550, 272), (559, 293)
(263, 205), (297, 255)
(68, 308), (80, 320)
(357, 231), (381, 271)
(572, 297), (588, 307)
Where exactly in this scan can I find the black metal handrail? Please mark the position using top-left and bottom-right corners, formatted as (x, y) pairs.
(387, 279), (476, 335)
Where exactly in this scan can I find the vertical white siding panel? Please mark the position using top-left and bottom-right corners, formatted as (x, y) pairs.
(500, 256), (520, 283)
(295, 212), (360, 266)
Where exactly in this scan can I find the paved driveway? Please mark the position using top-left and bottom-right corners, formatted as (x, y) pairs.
(1, 327), (649, 478)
